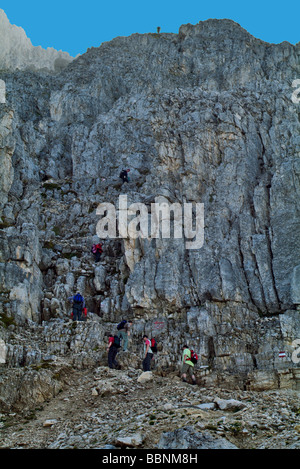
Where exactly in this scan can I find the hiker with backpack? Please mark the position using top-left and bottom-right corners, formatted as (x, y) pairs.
(91, 243), (103, 262)
(149, 337), (158, 370)
(68, 292), (85, 321)
(181, 345), (197, 385)
(142, 335), (154, 372)
(107, 334), (121, 369)
(117, 319), (133, 352)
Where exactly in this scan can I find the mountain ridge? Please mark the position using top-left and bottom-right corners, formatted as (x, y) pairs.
(0, 9), (74, 72)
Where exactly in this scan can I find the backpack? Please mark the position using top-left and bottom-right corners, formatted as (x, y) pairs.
(113, 335), (121, 348)
(92, 244), (97, 253)
(74, 293), (83, 304)
(190, 350), (198, 365)
(117, 319), (127, 330)
(151, 337), (158, 353)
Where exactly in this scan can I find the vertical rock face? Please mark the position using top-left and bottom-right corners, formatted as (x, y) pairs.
(0, 15), (299, 384)
(0, 105), (14, 208)
(0, 9), (74, 72)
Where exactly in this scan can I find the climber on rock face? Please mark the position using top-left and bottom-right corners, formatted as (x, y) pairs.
(91, 242), (103, 262)
(119, 169), (130, 184)
(117, 319), (133, 352)
(68, 292), (85, 321)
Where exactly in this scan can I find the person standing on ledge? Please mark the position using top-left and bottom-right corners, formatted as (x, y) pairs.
(117, 320), (133, 352)
(107, 335), (121, 369)
(181, 345), (197, 385)
(142, 335), (153, 371)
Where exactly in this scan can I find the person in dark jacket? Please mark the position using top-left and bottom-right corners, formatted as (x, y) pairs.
(119, 169), (130, 183)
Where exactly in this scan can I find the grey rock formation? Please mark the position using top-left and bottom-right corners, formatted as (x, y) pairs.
(0, 9), (74, 72)
(157, 426), (238, 449)
(0, 15), (299, 391)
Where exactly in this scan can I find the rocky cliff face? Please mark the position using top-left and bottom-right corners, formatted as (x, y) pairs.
(0, 16), (300, 397)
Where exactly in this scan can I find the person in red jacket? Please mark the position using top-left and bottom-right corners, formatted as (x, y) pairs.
(91, 243), (103, 262)
(107, 335), (121, 369)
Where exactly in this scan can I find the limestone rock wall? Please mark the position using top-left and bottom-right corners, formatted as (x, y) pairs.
(0, 17), (300, 386)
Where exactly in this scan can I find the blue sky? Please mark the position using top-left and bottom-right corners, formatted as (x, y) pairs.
(1, 0), (299, 57)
